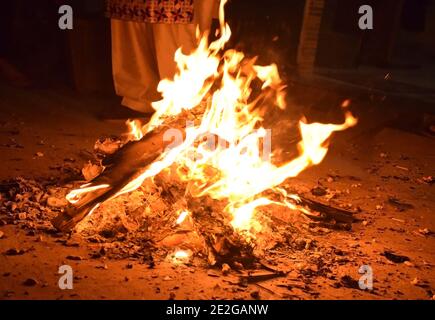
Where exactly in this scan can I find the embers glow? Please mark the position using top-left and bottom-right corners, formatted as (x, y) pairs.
(66, 184), (110, 204)
(176, 210), (189, 225)
(171, 250), (191, 265)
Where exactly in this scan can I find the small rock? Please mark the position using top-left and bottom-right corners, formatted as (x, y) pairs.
(294, 238), (306, 250)
(0, 231), (4, 239)
(333, 248), (345, 256)
(82, 162), (102, 181)
(66, 255), (83, 261)
(47, 196), (68, 208)
(382, 250), (410, 264)
(388, 197), (414, 211)
(418, 228), (432, 236)
(163, 276), (172, 281)
(22, 278), (38, 287)
(94, 138), (122, 155)
(17, 212), (27, 220)
(168, 292), (176, 300)
(126, 263), (133, 269)
(411, 278), (420, 286)
(295, 262), (306, 270)
(4, 248), (25, 256)
(250, 290), (260, 299)
(349, 242), (360, 249)
(233, 262), (244, 270)
(221, 263), (231, 275)
(311, 186), (327, 196)
(422, 176), (434, 184)
(404, 261), (414, 267)
(340, 275), (360, 289)
(26, 230), (36, 237)
(35, 152), (44, 157)
(207, 270), (220, 277)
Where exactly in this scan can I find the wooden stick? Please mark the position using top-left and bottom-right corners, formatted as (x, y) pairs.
(297, 196), (357, 224)
(52, 118), (187, 232)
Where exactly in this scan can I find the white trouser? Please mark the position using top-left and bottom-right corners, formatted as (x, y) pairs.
(111, 0), (218, 113)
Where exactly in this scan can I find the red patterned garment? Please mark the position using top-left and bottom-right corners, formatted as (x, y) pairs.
(106, 0), (195, 24)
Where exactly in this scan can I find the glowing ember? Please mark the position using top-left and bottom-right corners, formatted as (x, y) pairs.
(172, 250), (191, 265)
(176, 210), (189, 225)
(66, 0), (357, 241)
(66, 184), (110, 204)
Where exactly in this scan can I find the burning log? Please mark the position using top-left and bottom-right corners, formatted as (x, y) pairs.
(297, 196), (357, 224)
(52, 115), (189, 232)
(187, 197), (256, 267)
(153, 172), (256, 267)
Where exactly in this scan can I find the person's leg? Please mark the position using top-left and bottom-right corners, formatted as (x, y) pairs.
(152, 0), (218, 81)
(111, 19), (161, 113)
(152, 23), (197, 80)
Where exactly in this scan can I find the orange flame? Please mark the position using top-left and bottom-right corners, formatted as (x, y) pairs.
(67, 0), (357, 240)
(126, 119), (143, 141)
(176, 209), (189, 225)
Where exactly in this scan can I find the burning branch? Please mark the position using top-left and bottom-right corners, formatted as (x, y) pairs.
(52, 114), (189, 231)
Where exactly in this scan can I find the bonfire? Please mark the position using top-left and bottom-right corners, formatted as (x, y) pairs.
(52, 0), (357, 268)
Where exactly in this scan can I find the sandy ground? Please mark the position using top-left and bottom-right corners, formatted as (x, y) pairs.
(0, 83), (434, 300)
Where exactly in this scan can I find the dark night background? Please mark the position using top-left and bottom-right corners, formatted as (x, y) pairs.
(0, 0), (434, 93)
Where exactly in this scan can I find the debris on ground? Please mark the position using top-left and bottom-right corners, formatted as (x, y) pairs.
(22, 278), (38, 287)
(66, 255), (83, 261)
(421, 176), (434, 185)
(94, 137), (123, 155)
(339, 275), (360, 289)
(418, 228), (433, 236)
(387, 197), (414, 211)
(82, 161), (103, 181)
(382, 250), (410, 263)
(311, 186), (327, 197)
(221, 263), (231, 275)
(47, 196), (68, 208)
(4, 248), (26, 256)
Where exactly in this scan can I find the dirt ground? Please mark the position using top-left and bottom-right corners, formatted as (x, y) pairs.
(0, 83), (434, 300)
